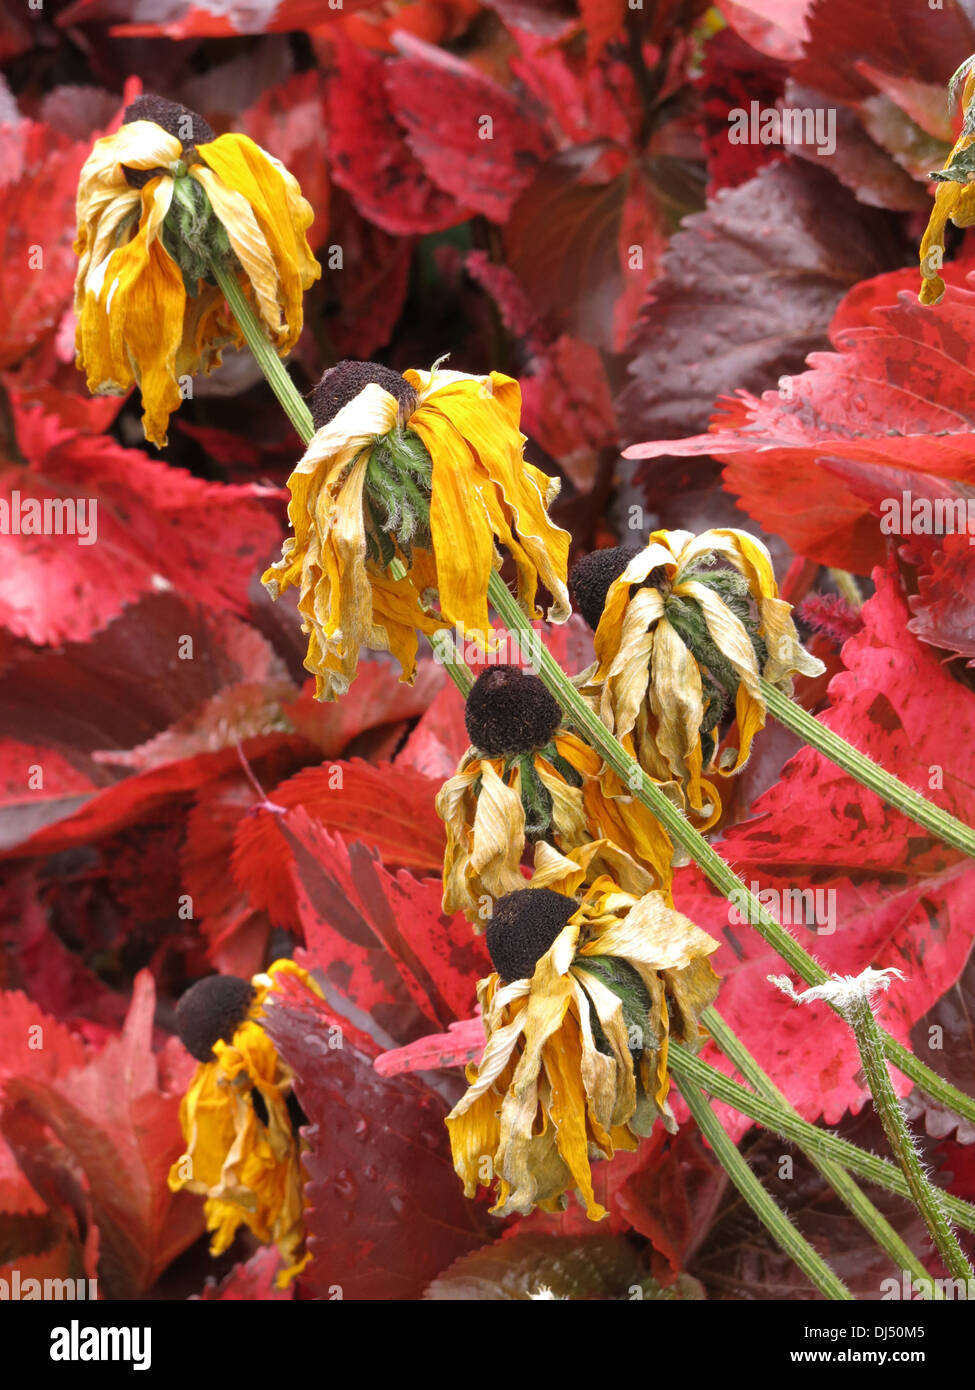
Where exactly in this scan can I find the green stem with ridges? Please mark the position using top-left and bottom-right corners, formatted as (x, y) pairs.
(844, 988), (975, 1283)
(761, 679), (975, 861)
(486, 569), (975, 1128)
(674, 1075), (853, 1300)
(211, 259), (315, 446)
(216, 257), (975, 1281)
(669, 1042), (975, 1238)
(700, 1007), (939, 1293)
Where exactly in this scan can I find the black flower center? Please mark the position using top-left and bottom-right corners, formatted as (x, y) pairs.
(464, 664), (562, 758)
(486, 888), (578, 984)
(175, 974), (254, 1062)
(310, 360), (418, 430)
(570, 544), (672, 630)
(121, 94), (215, 189)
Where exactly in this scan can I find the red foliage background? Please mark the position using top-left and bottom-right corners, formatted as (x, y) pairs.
(1, 0), (974, 1300)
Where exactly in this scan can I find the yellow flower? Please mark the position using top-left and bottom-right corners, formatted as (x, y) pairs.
(920, 63), (975, 304)
(438, 662), (677, 922)
(574, 529), (824, 824)
(167, 960), (321, 1287)
(261, 360), (571, 700)
(446, 839), (720, 1219)
(74, 93), (320, 446)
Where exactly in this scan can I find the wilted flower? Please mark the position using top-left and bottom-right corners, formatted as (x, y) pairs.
(572, 529), (824, 824)
(167, 960), (319, 1286)
(74, 93), (320, 445)
(920, 61), (975, 304)
(446, 839), (720, 1219)
(438, 664), (675, 920)
(261, 360), (571, 700)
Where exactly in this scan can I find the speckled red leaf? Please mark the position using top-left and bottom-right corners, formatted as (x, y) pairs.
(395, 678), (469, 781)
(671, 568), (975, 1125)
(617, 160), (903, 448)
(907, 537), (975, 667)
(320, 194), (415, 359)
(721, 0), (809, 62)
(325, 38), (466, 236)
(0, 123), (92, 370)
(232, 759), (446, 933)
(3, 971), (202, 1297)
(625, 257), (975, 570)
(375, 1014), (486, 1077)
(0, 399), (282, 645)
(261, 971), (494, 1300)
(279, 812), (487, 1039)
(384, 33), (555, 223)
(59, 0), (378, 38)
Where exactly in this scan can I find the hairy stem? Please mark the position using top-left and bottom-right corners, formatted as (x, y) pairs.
(674, 1075), (853, 1300)
(844, 989), (974, 1283)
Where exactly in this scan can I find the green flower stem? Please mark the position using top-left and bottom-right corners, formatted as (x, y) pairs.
(210, 259), (315, 446)
(674, 1074), (853, 1300)
(668, 1043), (975, 1239)
(760, 679), (975, 862)
(843, 988), (975, 1283)
(700, 1007), (938, 1292)
(486, 571), (975, 1129)
(217, 262), (975, 1243)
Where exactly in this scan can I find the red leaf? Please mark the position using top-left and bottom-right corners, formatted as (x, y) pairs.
(261, 972), (495, 1300)
(385, 33), (554, 223)
(375, 1015), (486, 1077)
(325, 38), (466, 236)
(791, 0), (975, 104)
(625, 256), (975, 570)
(195, 1245), (294, 1300)
(0, 990), (88, 1086)
(673, 568), (975, 1125)
(232, 759), (446, 930)
(3, 971), (202, 1296)
(271, 809), (486, 1040)
(617, 160), (904, 448)
(1, 397), (282, 645)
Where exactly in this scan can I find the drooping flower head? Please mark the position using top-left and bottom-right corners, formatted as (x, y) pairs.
(167, 960), (320, 1286)
(573, 529), (824, 824)
(446, 839), (720, 1219)
(74, 93), (320, 445)
(261, 360), (571, 700)
(438, 664), (676, 921)
(920, 60), (975, 304)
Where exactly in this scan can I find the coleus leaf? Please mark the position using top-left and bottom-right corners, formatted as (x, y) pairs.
(2, 971), (201, 1297)
(384, 33), (555, 223)
(261, 970), (494, 1301)
(325, 37), (467, 236)
(195, 1246), (294, 1300)
(232, 758), (447, 932)
(624, 256), (975, 571)
(281, 812), (489, 1037)
(616, 159), (904, 446)
(673, 567), (975, 1126)
(0, 397), (283, 645)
